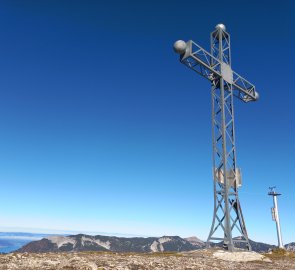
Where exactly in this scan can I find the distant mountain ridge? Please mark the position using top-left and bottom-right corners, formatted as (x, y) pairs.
(18, 234), (199, 253)
(17, 233), (293, 253)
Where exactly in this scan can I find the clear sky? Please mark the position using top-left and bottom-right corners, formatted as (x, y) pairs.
(0, 0), (294, 245)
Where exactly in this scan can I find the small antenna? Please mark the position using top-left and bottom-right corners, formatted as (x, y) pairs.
(268, 187), (284, 248)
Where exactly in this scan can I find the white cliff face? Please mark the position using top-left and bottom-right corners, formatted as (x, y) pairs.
(158, 237), (172, 244)
(150, 237), (173, 252)
(46, 236), (111, 250)
(150, 240), (164, 252)
(94, 239), (111, 250)
(150, 241), (159, 252)
(46, 236), (76, 249)
(81, 236), (111, 250)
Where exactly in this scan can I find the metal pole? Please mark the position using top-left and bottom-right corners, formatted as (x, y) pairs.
(273, 195), (284, 248)
(269, 187), (284, 249)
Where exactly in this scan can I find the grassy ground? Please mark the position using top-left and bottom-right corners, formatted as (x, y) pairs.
(266, 248), (295, 259)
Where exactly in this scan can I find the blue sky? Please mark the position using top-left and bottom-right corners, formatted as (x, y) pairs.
(0, 0), (294, 245)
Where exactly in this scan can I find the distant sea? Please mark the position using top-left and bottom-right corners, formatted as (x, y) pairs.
(0, 245), (20, 253)
(0, 230), (146, 253)
(0, 232), (58, 253)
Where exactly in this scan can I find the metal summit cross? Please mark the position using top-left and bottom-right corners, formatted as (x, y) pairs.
(173, 24), (259, 251)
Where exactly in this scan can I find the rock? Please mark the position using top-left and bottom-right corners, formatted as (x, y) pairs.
(213, 250), (265, 262)
(262, 257), (272, 263)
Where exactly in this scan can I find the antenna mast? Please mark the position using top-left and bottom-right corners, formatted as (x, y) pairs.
(268, 187), (284, 249)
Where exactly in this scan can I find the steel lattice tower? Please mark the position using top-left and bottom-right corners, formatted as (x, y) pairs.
(173, 24), (259, 251)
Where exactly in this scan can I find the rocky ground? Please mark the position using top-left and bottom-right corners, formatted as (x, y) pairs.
(0, 249), (294, 270)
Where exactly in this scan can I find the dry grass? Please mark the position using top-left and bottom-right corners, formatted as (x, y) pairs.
(142, 252), (183, 257)
(265, 248), (295, 260)
(80, 251), (182, 257)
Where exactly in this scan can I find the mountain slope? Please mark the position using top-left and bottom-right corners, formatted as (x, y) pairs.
(17, 234), (199, 253)
(184, 236), (205, 248)
(234, 239), (276, 252)
(210, 237), (276, 252)
(285, 242), (295, 251)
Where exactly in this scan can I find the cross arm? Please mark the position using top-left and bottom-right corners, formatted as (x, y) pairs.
(231, 71), (258, 102)
(175, 40), (258, 102)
